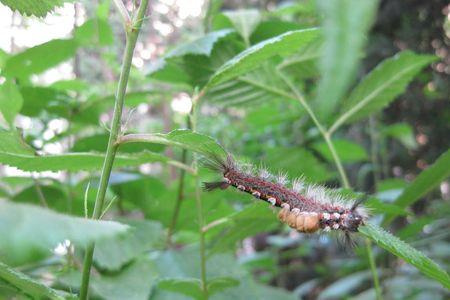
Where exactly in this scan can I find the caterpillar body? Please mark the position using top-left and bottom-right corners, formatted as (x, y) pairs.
(202, 154), (368, 238)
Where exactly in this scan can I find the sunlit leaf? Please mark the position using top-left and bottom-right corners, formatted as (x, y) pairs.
(207, 28), (320, 87)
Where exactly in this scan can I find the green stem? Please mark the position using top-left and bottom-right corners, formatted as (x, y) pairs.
(195, 172), (208, 299)
(166, 148), (187, 247)
(369, 116), (380, 190)
(277, 71), (350, 187)
(366, 239), (382, 300)
(79, 1), (149, 299)
(323, 132), (350, 188)
(166, 116), (191, 247)
(278, 70), (381, 298)
(191, 91), (208, 299)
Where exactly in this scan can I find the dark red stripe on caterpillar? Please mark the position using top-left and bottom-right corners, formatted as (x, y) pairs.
(202, 153), (368, 237)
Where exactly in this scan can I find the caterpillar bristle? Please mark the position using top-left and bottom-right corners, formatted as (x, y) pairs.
(276, 172), (289, 186)
(292, 178), (305, 193)
(258, 168), (272, 180)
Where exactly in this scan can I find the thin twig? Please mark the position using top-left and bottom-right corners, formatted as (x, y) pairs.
(112, 0), (131, 26)
(202, 217), (229, 233)
(32, 177), (48, 208)
(99, 196), (118, 219)
(83, 182), (90, 219)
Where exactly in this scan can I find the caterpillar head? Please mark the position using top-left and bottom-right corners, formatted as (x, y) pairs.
(342, 201), (368, 232)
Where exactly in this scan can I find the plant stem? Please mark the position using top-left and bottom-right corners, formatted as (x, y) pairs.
(366, 239), (382, 300)
(166, 148), (187, 246)
(369, 116), (380, 190)
(166, 116), (191, 246)
(195, 173), (208, 299)
(191, 91), (208, 299)
(33, 178), (48, 208)
(78, 1), (149, 299)
(279, 70), (381, 298)
(323, 132), (350, 188)
(277, 71), (350, 187)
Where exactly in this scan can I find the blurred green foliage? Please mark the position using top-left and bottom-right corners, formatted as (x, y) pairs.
(0, 0), (449, 299)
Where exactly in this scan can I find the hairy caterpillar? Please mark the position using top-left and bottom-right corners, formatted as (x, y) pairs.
(202, 153), (368, 240)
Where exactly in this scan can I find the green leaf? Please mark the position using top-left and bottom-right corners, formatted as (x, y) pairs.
(330, 51), (436, 132)
(318, 270), (372, 300)
(0, 150), (173, 172)
(0, 201), (128, 265)
(49, 79), (89, 92)
(250, 20), (305, 44)
(19, 86), (72, 117)
(0, 81), (23, 126)
(60, 256), (158, 300)
(158, 278), (203, 299)
(120, 129), (227, 159)
(207, 202), (278, 254)
(389, 148), (450, 218)
(312, 139), (368, 163)
(152, 246), (295, 300)
(382, 122), (418, 150)
(207, 28), (320, 87)
(0, 129), (185, 172)
(94, 219), (164, 271)
(75, 18), (114, 46)
(206, 64), (295, 107)
(167, 29), (234, 58)
(72, 133), (165, 153)
(359, 223), (450, 290)
(397, 216), (433, 240)
(147, 29), (235, 85)
(265, 147), (331, 182)
(365, 197), (408, 218)
(3, 39), (78, 78)
(158, 277), (239, 299)
(91, 257), (158, 300)
(0, 261), (76, 300)
(0, 0), (72, 17)
(223, 9), (261, 45)
(314, 0), (378, 119)
(207, 277), (240, 295)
